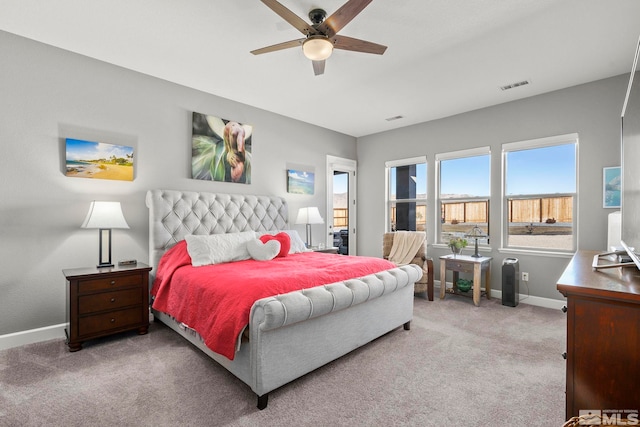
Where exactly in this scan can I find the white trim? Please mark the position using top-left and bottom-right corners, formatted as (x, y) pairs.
(435, 280), (566, 310)
(502, 133), (578, 152)
(435, 146), (490, 161)
(385, 155), (426, 168)
(0, 323), (66, 351)
(326, 156), (357, 254)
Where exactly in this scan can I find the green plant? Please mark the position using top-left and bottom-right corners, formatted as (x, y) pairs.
(449, 237), (468, 249)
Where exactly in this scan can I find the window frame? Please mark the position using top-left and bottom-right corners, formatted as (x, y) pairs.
(435, 146), (491, 247)
(501, 133), (578, 254)
(385, 156), (427, 232)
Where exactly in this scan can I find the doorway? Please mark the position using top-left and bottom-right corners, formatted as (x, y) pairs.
(326, 156), (357, 255)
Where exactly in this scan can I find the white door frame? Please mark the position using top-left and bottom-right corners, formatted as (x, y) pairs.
(326, 155), (357, 255)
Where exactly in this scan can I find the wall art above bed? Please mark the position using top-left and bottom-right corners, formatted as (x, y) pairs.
(191, 112), (253, 184)
(65, 138), (134, 181)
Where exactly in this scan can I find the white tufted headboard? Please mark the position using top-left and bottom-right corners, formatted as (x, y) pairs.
(145, 189), (289, 275)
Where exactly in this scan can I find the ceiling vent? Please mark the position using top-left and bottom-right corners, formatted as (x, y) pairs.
(385, 115), (404, 121)
(500, 80), (530, 91)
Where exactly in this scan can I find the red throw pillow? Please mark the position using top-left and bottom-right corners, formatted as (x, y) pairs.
(259, 232), (291, 257)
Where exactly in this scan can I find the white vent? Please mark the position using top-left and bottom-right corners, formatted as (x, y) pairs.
(385, 115), (404, 121)
(500, 80), (530, 91)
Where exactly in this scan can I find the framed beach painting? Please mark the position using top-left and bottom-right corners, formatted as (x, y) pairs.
(65, 138), (134, 181)
(603, 166), (621, 208)
(191, 112), (252, 184)
(287, 169), (315, 195)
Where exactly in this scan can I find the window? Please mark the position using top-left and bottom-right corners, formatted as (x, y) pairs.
(436, 147), (491, 245)
(503, 134), (577, 252)
(386, 157), (427, 232)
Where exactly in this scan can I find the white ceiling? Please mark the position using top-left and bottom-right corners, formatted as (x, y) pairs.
(1, 0), (639, 137)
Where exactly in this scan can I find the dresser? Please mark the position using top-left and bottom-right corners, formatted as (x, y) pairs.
(556, 250), (640, 420)
(63, 263), (152, 351)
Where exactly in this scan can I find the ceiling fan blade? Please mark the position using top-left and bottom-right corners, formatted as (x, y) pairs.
(316, 0), (372, 38)
(259, 0), (317, 36)
(312, 60), (326, 76)
(251, 38), (304, 55)
(332, 35), (387, 55)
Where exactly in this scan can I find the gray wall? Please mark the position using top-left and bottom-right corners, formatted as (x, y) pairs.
(356, 75), (626, 300)
(0, 31), (356, 336)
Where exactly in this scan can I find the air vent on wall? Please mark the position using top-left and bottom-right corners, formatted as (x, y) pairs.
(500, 80), (530, 91)
(385, 115), (404, 121)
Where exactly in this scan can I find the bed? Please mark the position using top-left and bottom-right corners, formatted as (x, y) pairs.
(146, 189), (422, 409)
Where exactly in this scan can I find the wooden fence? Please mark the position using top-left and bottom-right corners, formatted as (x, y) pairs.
(508, 196), (573, 223)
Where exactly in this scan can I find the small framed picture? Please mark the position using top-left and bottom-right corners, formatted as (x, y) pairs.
(603, 166), (621, 208)
(287, 169), (314, 195)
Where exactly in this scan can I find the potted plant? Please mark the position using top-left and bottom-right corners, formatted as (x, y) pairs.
(449, 236), (468, 256)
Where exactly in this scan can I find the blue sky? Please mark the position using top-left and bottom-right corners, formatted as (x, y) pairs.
(388, 143), (575, 197)
(66, 138), (134, 161)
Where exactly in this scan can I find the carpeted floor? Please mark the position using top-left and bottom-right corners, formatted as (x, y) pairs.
(0, 296), (566, 426)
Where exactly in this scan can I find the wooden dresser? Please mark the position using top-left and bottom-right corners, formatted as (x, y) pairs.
(556, 250), (640, 420)
(63, 263), (152, 351)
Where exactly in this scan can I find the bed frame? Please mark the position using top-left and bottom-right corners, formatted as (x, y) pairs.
(146, 189), (422, 409)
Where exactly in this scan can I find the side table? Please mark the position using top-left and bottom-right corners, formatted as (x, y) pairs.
(63, 263), (152, 351)
(439, 254), (492, 306)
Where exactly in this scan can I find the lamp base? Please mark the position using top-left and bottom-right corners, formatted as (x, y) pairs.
(97, 263), (114, 268)
(471, 239), (481, 257)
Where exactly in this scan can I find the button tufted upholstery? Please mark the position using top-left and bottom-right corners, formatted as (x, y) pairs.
(146, 190), (288, 274)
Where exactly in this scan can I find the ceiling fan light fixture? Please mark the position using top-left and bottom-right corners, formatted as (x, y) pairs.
(302, 36), (333, 61)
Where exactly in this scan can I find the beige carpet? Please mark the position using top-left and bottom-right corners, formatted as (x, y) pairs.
(0, 296), (566, 426)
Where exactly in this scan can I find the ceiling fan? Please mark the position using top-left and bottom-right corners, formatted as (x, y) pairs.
(251, 0), (387, 76)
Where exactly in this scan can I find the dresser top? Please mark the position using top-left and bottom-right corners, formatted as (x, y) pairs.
(557, 250), (640, 302)
(63, 262), (151, 279)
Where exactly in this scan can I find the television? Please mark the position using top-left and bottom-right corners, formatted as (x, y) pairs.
(621, 35), (640, 258)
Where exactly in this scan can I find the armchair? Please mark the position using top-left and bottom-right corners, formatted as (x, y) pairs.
(383, 232), (434, 300)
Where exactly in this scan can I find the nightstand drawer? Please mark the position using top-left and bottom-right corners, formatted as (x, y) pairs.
(78, 273), (142, 293)
(79, 307), (143, 337)
(79, 288), (142, 314)
(445, 260), (475, 273)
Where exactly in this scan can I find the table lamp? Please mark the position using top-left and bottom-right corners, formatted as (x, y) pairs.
(295, 207), (324, 248)
(81, 201), (130, 268)
(466, 224), (488, 258)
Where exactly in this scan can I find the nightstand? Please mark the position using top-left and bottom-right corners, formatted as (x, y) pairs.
(312, 247), (339, 254)
(63, 263), (152, 352)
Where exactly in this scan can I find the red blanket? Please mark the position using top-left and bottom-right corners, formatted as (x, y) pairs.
(151, 241), (396, 360)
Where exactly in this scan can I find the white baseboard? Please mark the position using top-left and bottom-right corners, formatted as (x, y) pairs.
(435, 280), (566, 311)
(1, 284), (567, 352)
(0, 323), (66, 351)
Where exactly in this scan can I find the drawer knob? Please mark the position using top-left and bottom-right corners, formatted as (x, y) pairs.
(110, 298), (116, 303)
(110, 280), (116, 285)
(110, 318), (116, 323)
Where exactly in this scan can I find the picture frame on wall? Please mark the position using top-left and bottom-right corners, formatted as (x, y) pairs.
(287, 169), (315, 195)
(191, 112), (252, 184)
(65, 138), (134, 181)
(603, 166), (621, 208)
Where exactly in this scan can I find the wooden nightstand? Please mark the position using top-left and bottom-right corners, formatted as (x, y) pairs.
(63, 263), (152, 352)
(312, 247), (339, 254)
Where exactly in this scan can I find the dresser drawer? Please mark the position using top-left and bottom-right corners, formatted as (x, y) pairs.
(78, 307), (143, 337)
(445, 260), (475, 273)
(79, 288), (142, 314)
(78, 273), (142, 293)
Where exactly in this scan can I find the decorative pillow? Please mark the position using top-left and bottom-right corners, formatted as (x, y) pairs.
(259, 232), (291, 257)
(278, 229), (310, 253)
(185, 231), (256, 266)
(247, 238), (281, 261)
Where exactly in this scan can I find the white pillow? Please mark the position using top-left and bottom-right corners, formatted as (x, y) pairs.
(185, 231), (256, 266)
(257, 229), (310, 254)
(247, 238), (281, 261)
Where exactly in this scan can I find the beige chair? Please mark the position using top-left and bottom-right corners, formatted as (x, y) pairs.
(382, 232), (434, 300)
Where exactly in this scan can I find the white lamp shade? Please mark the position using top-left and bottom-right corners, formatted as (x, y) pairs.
(302, 36), (333, 61)
(295, 207), (324, 225)
(81, 201), (130, 229)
